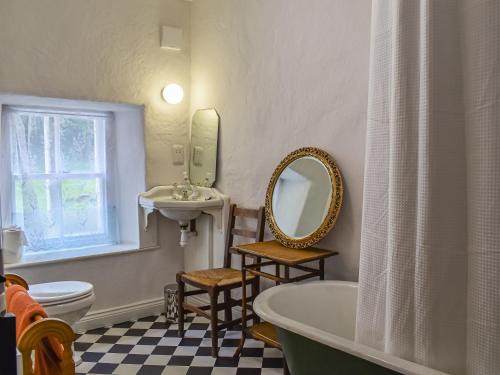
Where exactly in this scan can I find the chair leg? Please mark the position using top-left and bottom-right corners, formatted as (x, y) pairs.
(223, 290), (232, 323)
(233, 332), (246, 358)
(252, 279), (260, 325)
(209, 290), (219, 357)
(177, 274), (185, 337)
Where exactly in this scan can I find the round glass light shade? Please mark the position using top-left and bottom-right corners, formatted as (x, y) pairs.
(162, 84), (184, 104)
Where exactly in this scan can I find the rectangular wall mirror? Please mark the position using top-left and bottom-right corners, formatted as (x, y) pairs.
(189, 108), (219, 187)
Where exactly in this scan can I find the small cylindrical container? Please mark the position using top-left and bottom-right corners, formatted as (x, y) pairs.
(2, 226), (26, 264)
(164, 283), (178, 323)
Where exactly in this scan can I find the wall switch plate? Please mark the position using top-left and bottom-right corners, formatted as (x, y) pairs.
(172, 144), (184, 165)
(193, 146), (204, 166)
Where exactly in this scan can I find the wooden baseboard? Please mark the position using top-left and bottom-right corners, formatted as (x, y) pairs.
(73, 297), (164, 333)
(74, 294), (245, 334)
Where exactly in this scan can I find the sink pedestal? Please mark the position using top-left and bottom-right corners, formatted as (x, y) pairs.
(179, 224), (190, 247)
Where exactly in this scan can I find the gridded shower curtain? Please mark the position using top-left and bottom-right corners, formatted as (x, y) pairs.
(356, 1), (500, 374)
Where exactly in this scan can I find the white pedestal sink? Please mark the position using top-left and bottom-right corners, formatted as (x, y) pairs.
(139, 185), (225, 247)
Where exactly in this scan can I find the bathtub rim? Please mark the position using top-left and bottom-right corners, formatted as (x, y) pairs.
(253, 280), (448, 375)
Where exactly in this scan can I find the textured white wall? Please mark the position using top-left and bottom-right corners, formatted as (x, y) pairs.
(0, 0), (190, 188)
(1, 0), (372, 315)
(190, 0), (372, 280)
(0, 0), (190, 311)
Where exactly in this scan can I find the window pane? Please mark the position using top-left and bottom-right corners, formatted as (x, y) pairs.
(5, 107), (115, 254)
(60, 116), (96, 173)
(14, 178), (48, 212)
(14, 178), (60, 251)
(62, 179), (102, 236)
(11, 114), (50, 174)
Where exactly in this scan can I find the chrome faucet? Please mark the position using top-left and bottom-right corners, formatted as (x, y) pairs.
(173, 172), (198, 200)
(181, 172), (193, 199)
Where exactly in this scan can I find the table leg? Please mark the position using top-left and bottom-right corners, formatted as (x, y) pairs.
(251, 278), (260, 325)
(234, 254), (247, 358)
(319, 258), (325, 280)
(255, 256), (261, 295)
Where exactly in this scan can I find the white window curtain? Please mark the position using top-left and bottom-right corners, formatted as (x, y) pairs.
(0, 107), (118, 253)
(356, 1), (500, 374)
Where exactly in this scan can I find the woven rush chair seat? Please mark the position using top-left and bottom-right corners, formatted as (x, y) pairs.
(182, 268), (256, 287)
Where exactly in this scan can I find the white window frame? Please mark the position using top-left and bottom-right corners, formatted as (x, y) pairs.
(2, 106), (117, 253)
(0, 93), (148, 265)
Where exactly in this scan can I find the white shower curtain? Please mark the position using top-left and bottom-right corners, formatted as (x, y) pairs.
(356, 1), (500, 374)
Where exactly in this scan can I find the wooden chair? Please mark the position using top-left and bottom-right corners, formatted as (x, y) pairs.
(5, 273), (76, 375)
(177, 204), (265, 357)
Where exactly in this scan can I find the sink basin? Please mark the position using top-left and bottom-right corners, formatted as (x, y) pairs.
(140, 185), (223, 222)
(139, 185), (225, 246)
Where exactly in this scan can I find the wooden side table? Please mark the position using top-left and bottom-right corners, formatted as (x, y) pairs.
(230, 240), (338, 365)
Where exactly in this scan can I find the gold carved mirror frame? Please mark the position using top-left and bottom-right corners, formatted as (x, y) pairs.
(265, 147), (343, 248)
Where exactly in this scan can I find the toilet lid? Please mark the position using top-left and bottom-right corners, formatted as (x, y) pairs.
(29, 281), (94, 304)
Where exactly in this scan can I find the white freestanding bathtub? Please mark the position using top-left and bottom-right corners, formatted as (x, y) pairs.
(253, 281), (448, 375)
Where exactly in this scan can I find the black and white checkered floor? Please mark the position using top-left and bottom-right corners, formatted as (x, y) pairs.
(74, 314), (284, 375)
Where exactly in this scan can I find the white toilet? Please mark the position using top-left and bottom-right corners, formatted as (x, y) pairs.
(28, 281), (95, 366)
(28, 281), (95, 325)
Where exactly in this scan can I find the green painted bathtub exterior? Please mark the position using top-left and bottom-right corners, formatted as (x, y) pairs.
(279, 328), (402, 375)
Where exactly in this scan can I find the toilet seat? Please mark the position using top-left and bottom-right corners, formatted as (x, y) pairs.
(42, 292), (96, 319)
(29, 281), (94, 306)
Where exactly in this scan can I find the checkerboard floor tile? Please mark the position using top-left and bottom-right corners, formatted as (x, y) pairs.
(75, 314), (284, 375)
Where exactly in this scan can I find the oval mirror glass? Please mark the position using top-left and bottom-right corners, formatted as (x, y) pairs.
(266, 148), (343, 248)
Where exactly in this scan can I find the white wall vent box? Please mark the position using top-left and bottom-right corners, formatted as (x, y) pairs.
(161, 26), (183, 51)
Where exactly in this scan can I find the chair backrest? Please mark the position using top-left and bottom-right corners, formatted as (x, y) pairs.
(224, 204), (265, 268)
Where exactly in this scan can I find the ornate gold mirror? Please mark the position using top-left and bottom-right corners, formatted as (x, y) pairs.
(265, 147), (343, 248)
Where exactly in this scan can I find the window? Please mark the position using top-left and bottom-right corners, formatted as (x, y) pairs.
(1, 107), (117, 253)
